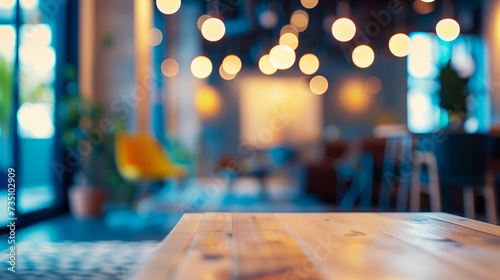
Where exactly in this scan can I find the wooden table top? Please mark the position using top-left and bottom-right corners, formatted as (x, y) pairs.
(135, 212), (500, 280)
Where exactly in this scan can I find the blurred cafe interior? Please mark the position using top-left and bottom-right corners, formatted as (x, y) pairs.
(2, 0), (500, 278)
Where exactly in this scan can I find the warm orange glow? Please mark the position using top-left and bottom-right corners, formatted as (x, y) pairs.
(219, 65), (236, 80)
(309, 75), (328, 95)
(291, 10), (309, 32)
(201, 18), (225, 42)
(259, 54), (277, 75)
(389, 33), (411, 57)
(331, 18), (356, 42)
(190, 56), (212, 79)
(352, 45), (374, 68)
(161, 58), (179, 77)
(222, 55), (242, 75)
(299, 54), (319, 75)
(339, 78), (371, 112)
(197, 15), (211, 30)
(413, 0), (434, 15)
(301, 0), (318, 9)
(269, 45), (296, 70)
(365, 76), (382, 94)
(280, 25), (299, 37)
(195, 85), (221, 118)
(240, 78), (322, 148)
(148, 28), (163, 46)
(279, 33), (299, 50)
(436, 18), (460, 42)
(156, 0), (181, 15)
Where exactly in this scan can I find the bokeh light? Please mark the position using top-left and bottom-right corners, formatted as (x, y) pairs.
(219, 65), (236, 80)
(269, 45), (296, 70)
(389, 33), (411, 57)
(148, 28), (163, 46)
(222, 55), (242, 75)
(436, 18), (460, 42)
(197, 15), (211, 30)
(339, 78), (371, 112)
(20, 0), (38, 9)
(156, 0), (181, 15)
(301, 0), (318, 9)
(259, 10), (278, 29)
(280, 25), (299, 37)
(365, 76), (382, 94)
(201, 18), (225, 42)
(279, 33), (299, 50)
(309, 75), (328, 95)
(352, 45), (374, 68)
(258, 54), (277, 75)
(195, 85), (221, 118)
(190, 56), (212, 79)
(331, 18), (356, 42)
(413, 0), (434, 15)
(161, 58), (179, 77)
(299, 54), (319, 75)
(291, 10), (309, 32)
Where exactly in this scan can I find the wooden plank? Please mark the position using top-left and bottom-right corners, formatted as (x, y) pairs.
(428, 212), (500, 236)
(382, 212), (500, 248)
(342, 213), (499, 279)
(134, 213), (204, 280)
(232, 213), (322, 280)
(276, 213), (471, 280)
(172, 213), (233, 280)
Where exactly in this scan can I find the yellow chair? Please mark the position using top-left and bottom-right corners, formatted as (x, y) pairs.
(115, 133), (186, 182)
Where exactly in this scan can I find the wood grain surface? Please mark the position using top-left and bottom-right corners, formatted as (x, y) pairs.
(135, 213), (500, 280)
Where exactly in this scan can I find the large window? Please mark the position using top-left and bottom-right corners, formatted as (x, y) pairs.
(407, 32), (489, 133)
(1, 0), (67, 229)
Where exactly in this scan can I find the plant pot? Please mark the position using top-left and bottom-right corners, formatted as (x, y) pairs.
(68, 186), (107, 219)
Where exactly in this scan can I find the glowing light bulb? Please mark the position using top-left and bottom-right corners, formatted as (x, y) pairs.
(161, 58), (179, 77)
(201, 18), (225, 42)
(148, 28), (163, 46)
(309, 75), (328, 95)
(259, 54), (277, 75)
(291, 10), (309, 32)
(197, 15), (211, 30)
(331, 18), (356, 42)
(352, 45), (374, 68)
(280, 25), (299, 37)
(269, 45), (296, 70)
(219, 65), (236, 80)
(365, 76), (382, 94)
(299, 54), (319, 75)
(222, 55), (242, 75)
(279, 33), (299, 50)
(301, 0), (318, 9)
(389, 33), (411, 57)
(156, 0), (181, 15)
(339, 79), (371, 112)
(436, 18), (460, 42)
(191, 56), (212, 79)
(259, 10), (278, 29)
(195, 85), (221, 118)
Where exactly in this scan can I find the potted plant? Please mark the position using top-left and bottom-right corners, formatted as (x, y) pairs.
(60, 87), (107, 219)
(438, 61), (470, 130)
(59, 65), (134, 219)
